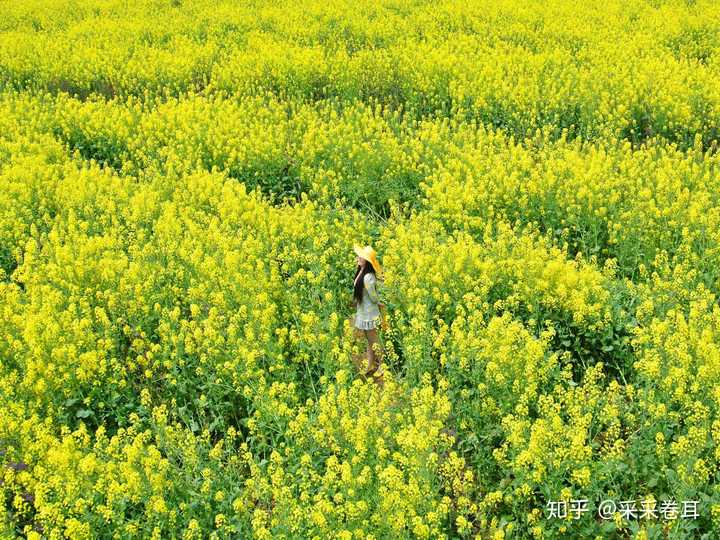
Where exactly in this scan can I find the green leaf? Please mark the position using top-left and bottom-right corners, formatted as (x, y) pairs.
(76, 409), (93, 418)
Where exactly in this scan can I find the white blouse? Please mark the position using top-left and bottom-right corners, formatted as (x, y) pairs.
(355, 272), (382, 330)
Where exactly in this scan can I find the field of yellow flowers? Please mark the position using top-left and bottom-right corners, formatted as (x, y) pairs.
(2, 0), (720, 538)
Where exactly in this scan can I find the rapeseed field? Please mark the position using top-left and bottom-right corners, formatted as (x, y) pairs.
(1, 0), (720, 538)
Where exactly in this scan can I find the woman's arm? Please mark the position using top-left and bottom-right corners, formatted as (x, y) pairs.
(364, 273), (380, 304)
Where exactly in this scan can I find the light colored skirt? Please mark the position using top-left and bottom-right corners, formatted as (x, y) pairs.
(353, 315), (379, 330)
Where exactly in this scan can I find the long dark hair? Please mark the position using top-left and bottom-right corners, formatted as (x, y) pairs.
(353, 261), (376, 306)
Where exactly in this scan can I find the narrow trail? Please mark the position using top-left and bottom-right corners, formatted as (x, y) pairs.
(350, 346), (404, 410)
(351, 350), (386, 386)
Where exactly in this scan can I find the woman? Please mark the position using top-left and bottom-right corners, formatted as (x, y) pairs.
(351, 244), (385, 382)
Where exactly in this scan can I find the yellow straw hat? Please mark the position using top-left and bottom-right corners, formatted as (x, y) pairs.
(353, 244), (383, 277)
